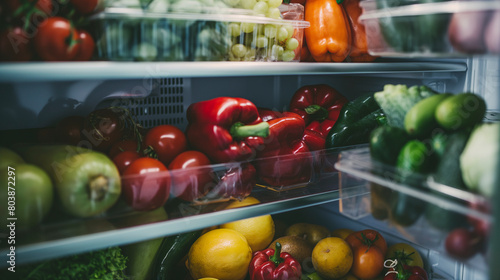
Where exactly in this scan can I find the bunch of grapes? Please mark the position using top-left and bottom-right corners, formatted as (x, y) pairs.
(225, 1), (301, 62)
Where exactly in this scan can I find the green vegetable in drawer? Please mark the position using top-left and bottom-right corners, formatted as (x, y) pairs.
(153, 230), (203, 279)
(374, 84), (437, 129)
(426, 130), (471, 231)
(326, 92), (386, 148)
(375, 0), (451, 53)
(17, 145), (121, 218)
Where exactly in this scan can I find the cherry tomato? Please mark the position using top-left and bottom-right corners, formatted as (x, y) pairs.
(168, 150), (213, 201)
(122, 157), (170, 211)
(350, 244), (385, 279)
(445, 228), (482, 259)
(83, 107), (125, 152)
(70, 0), (101, 14)
(143, 125), (187, 167)
(109, 139), (140, 158)
(73, 29), (95, 61)
(345, 229), (388, 256)
(34, 17), (81, 61)
(404, 265), (428, 280)
(0, 26), (33, 61)
(55, 115), (85, 146)
(112, 150), (141, 175)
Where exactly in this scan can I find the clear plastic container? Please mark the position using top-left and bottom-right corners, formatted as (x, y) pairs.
(335, 146), (492, 271)
(88, 4), (309, 62)
(359, 0), (500, 57)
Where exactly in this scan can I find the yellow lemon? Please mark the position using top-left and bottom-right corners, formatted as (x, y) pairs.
(187, 228), (252, 280)
(220, 214), (275, 252)
(225, 196), (261, 209)
(312, 237), (353, 280)
(331, 228), (355, 240)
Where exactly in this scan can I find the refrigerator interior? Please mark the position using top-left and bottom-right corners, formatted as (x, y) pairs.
(0, 56), (498, 280)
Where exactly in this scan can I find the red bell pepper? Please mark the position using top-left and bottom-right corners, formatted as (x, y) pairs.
(186, 97), (270, 163)
(289, 84), (348, 150)
(254, 111), (312, 187)
(249, 242), (302, 280)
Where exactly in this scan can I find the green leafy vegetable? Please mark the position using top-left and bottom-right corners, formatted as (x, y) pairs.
(460, 122), (500, 198)
(374, 84), (437, 128)
(20, 247), (128, 280)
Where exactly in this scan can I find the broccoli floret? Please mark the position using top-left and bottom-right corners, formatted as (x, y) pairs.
(15, 247), (128, 280)
(374, 84), (437, 128)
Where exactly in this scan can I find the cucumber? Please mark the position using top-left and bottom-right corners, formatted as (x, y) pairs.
(370, 125), (411, 166)
(153, 230), (203, 280)
(404, 93), (452, 138)
(425, 130), (471, 231)
(435, 93), (486, 131)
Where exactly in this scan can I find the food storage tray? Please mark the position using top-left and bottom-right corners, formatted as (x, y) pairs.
(359, 0), (500, 57)
(88, 4), (309, 62)
(335, 146), (492, 271)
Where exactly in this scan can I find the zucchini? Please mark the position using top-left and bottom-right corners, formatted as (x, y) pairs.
(153, 230), (203, 280)
(426, 130), (471, 230)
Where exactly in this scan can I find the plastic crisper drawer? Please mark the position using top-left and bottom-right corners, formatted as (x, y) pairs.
(88, 4), (309, 62)
(335, 146), (492, 272)
(359, 0), (500, 57)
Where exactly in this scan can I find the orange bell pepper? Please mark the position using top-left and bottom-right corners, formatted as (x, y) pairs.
(304, 0), (352, 62)
(343, 0), (377, 62)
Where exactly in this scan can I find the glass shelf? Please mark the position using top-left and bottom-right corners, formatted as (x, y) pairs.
(0, 61), (467, 82)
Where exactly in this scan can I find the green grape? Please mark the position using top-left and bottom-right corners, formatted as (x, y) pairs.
(244, 49), (257, 61)
(253, 1), (268, 15)
(223, 0), (240, 7)
(240, 0), (257, 9)
(267, 0), (282, 8)
(282, 50), (296, 62)
(270, 44), (284, 60)
(255, 35), (268, 48)
(264, 24), (277, 38)
(282, 23), (294, 39)
(229, 23), (241, 37)
(231, 44), (247, 58)
(285, 38), (299, 50)
(240, 22), (256, 33)
(266, 7), (281, 19)
(277, 26), (289, 42)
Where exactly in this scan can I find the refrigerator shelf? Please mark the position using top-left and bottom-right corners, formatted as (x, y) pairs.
(0, 61), (467, 82)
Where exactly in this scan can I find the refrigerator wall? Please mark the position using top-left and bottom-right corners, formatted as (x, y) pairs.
(0, 57), (498, 279)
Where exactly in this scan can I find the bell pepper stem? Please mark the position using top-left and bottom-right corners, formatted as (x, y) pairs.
(230, 121), (270, 139)
(270, 242), (284, 266)
(305, 105), (329, 122)
(88, 175), (109, 202)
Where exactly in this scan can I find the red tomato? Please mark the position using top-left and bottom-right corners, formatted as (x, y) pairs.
(109, 139), (140, 158)
(34, 17), (81, 61)
(56, 115), (85, 146)
(350, 244), (385, 279)
(168, 150), (213, 201)
(0, 26), (33, 61)
(143, 125), (187, 167)
(122, 157), (171, 211)
(445, 228), (482, 259)
(346, 229), (388, 256)
(70, 0), (100, 14)
(404, 265), (428, 280)
(73, 29), (95, 61)
(113, 151), (141, 175)
(83, 107), (125, 152)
